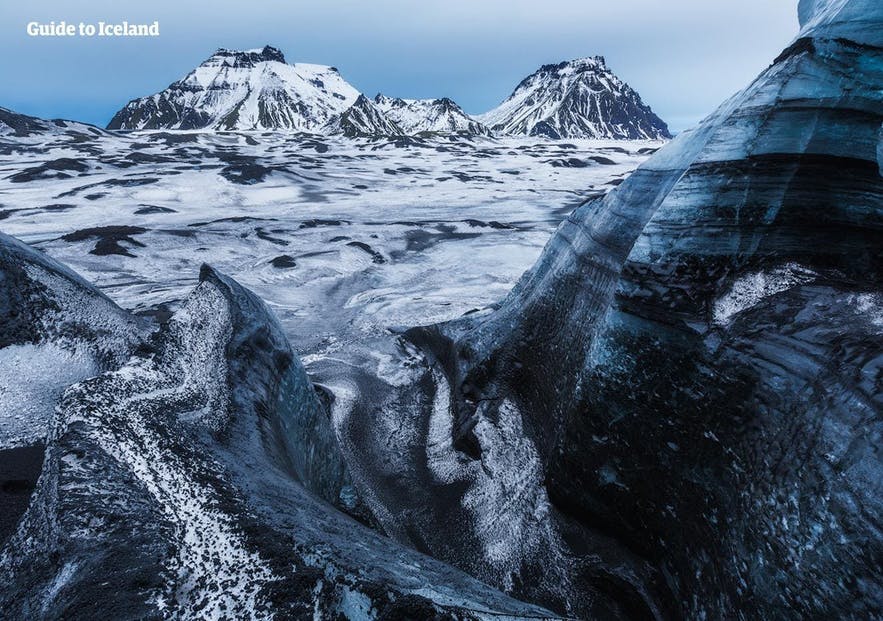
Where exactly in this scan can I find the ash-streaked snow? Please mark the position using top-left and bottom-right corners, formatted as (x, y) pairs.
(0, 116), (659, 618)
(0, 130), (656, 359)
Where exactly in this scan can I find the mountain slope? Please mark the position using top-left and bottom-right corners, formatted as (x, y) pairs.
(324, 94), (403, 137)
(107, 46), (360, 131)
(1, 107), (106, 139)
(374, 94), (490, 135)
(479, 57), (670, 140)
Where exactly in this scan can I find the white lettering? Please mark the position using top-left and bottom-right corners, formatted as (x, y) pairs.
(25, 20), (160, 38)
(25, 21), (77, 37)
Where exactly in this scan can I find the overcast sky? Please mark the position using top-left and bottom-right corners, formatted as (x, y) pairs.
(1, 1), (798, 132)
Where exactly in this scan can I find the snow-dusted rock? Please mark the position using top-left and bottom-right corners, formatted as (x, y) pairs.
(324, 94), (404, 137)
(108, 46), (360, 131)
(374, 94), (490, 136)
(478, 57), (670, 140)
(0, 107), (108, 141)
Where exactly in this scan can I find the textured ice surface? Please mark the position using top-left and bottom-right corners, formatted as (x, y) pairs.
(712, 263), (817, 325)
(0, 344), (96, 448)
(0, 121), (657, 616)
(798, 0), (883, 45)
(0, 232), (147, 449)
(3, 1), (881, 618)
(0, 131), (653, 358)
(0, 266), (559, 620)
(403, 0), (883, 617)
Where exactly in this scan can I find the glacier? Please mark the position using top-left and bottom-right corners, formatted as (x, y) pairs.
(0, 257), (559, 619)
(365, 0), (882, 616)
(0, 0), (881, 618)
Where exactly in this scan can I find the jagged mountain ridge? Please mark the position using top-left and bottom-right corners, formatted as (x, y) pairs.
(323, 94), (404, 137)
(478, 56), (671, 139)
(107, 45), (669, 139)
(373, 94), (491, 135)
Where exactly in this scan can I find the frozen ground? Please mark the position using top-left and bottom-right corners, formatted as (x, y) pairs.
(0, 131), (658, 616)
(0, 131), (657, 360)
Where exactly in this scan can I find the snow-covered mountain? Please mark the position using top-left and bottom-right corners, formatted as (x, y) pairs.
(324, 94), (403, 137)
(478, 57), (670, 140)
(107, 46), (360, 131)
(107, 46), (668, 140)
(373, 94), (490, 135)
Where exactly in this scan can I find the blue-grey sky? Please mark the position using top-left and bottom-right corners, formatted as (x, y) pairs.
(1, 1), (798, 132)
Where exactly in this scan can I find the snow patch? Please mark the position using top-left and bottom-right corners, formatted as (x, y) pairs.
(0, 343), (97, 449)
(713, 264), (817, 326)
(425, 373), (566, 590)
(850, 292), (883, 329)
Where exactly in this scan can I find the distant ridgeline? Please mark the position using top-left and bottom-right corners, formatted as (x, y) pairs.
(107, 45), (669, 139)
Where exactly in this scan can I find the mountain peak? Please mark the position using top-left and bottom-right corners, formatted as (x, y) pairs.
(209, 45), (286, 66)
(479, 56), (670, 140)
(540, 56), (607, 73)
(107, 45), (359, 131)
(324, 93), (403, 137)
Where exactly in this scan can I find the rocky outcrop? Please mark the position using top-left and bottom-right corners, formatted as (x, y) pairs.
(324, 94), (404, 137)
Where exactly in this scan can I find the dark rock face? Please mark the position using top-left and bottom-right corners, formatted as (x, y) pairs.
(8, 158), (88, 182)
(214, 44), (286, 65)
(0, 107), (50, 137)
(370, 1), (882, 618)
(61, 225), (148, 257)
(0, 446), (44, 547)
(270, 254), (297, 268)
